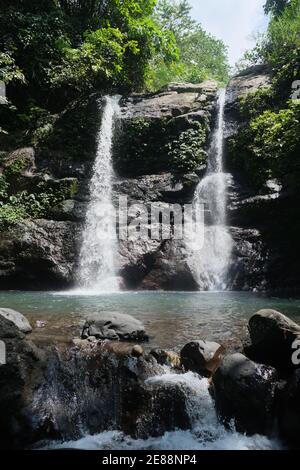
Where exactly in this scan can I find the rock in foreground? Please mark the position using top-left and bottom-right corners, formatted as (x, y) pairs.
(244, 309), (300, 373)
(181, 340), (225, 377)
(212, 353), (277, 435)
(0, 308), (32, 334)
(81, 312), (148, 342)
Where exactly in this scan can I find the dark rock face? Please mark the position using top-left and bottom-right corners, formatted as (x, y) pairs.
(0, 314), (45, 450)
(212, 353), (278, 435)
(244, 309), (300, 373)
(0, 219), (81, 289)
(0, 83), (219, 291)
(81, 312), (148, 342)
(181, 340), (225, 377)
(225, 65), (271, 138)
(278, 369), (300, 447)
(225, 66), (300, 294)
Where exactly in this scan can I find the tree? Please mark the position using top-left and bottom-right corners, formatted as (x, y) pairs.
(154, 0), (196, 38)
(148, 0), (229, 89)
(264, 0), (290, 16)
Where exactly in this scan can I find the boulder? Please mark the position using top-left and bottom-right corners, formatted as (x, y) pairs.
(151, 349), (181, 369)
(0, 314), (45, 449)
(181, 340), (225, 377)
(212, 353), (278, 435)
(244, 309), (300, 373)
(278, 369), (300, 446)
(0, 308), (32, 334)
(81, 312), (148, 342)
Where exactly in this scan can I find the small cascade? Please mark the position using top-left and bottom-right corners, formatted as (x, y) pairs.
(77, 96), (120, 293)
(45, 370), (280, 450)
(188, 89), (233, 291)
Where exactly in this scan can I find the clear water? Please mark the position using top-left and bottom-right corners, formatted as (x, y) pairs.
(1, 290), (297, 450)
(0, 290), (299, 351)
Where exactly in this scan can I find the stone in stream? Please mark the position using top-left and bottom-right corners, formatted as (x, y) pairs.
(212, 353), (278, 435)
(81, 312), (148, 342)
(0, 308), (32, 334)
(0, 313), (45, 449)
(151, 349), (181, 369)
(244, 309), (300, 373)
(278, 369), (300, 447)
(180, 340), (225, 377)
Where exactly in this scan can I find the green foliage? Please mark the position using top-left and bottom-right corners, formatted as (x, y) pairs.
(231, 0), (300, 190)
(0, 52), (25, 84)
(265, 0), (300, 96)
(239, 87), (275, 120)
(0, 172), (78, 228)
(148, 0), (230, 90)
(166, 122), (207, 172)
(229, 100), (300, 188)
(264, 0), (290, 16)
(114, 116), (208, 175)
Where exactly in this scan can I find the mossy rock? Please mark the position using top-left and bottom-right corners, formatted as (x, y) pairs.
(113, 116), (209, 177)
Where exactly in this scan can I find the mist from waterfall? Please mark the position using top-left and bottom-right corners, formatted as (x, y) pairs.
(77, 96), (120, 293)
(188, 89), (233, 291)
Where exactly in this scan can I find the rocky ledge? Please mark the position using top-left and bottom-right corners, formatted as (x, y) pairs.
(0, 81), (219, 291)
(1, 306), (300, 449)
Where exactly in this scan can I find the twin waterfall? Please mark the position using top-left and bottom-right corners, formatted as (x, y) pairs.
(77, 96), (120, 293)
(77, 90), (232, 293)
(189, 89), (232, 290)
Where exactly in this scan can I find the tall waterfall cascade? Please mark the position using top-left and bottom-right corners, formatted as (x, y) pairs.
(77, 96), (120, 293)
(188, 89), (233, 291)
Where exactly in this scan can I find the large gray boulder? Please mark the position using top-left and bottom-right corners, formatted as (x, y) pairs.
(244, 309), (300, 373)
(0, 308), (32, 334)
(81, 312), (148, 342)
(181, 340), (225, 377)
(212, 353), (278, 435)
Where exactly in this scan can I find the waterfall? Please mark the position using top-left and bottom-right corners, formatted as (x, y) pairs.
(45, 370), (280, 450)
(188, 89), (233, 291)
(77, 96), (120, 293)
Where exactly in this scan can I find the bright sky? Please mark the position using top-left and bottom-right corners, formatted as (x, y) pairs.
(189, 0), (269, 65)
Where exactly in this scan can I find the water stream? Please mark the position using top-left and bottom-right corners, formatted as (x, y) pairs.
(189, 89), (233, 291)
(77, 96), (120, 293)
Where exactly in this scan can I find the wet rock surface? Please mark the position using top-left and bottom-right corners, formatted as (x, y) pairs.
(81, 312), (149, 342)
(212, 353), (278, 435)
(0, 219), (81, 289)
(0, 83), (219, 291)
(244, 309), (300, 373)
(1, 308), (300, 449)
(181, 340), (225, 377)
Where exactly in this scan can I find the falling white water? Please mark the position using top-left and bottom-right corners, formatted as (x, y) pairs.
(188, 89), (233, 291)
(77, 96), (120, 293)
(46, 371), (281, 450)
